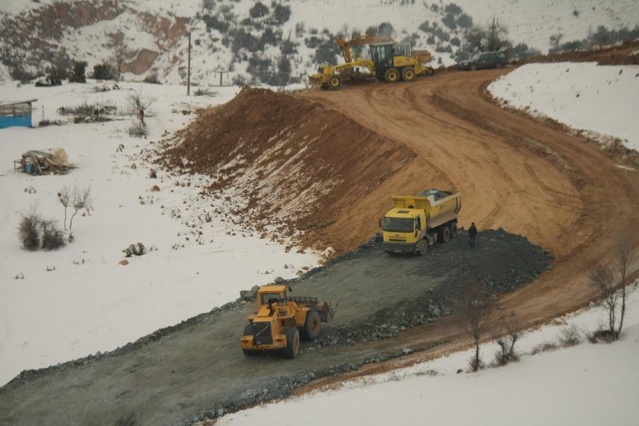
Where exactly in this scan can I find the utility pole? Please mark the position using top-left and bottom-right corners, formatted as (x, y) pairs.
(187, 32), (191, 96)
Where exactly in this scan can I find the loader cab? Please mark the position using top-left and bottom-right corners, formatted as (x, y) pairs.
(256, 285), (288, 307)
(369, 42), (396, 79)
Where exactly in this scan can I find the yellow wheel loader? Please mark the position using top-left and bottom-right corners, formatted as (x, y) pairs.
(241, 284), (334, 359)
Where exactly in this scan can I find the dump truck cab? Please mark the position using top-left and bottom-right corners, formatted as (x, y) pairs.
(382, 207), (429, 254)
(241, 284), (334, 359)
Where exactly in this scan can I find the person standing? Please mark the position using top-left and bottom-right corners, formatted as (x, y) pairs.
(469, 222), (478, 248)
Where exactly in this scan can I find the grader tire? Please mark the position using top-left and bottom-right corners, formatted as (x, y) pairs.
(401, 67), (416, 82)
(300, 311), (321, 341)
(282, 328), (300, 359)
(384, 68), (400, 83)
(329, 76), (342, 90)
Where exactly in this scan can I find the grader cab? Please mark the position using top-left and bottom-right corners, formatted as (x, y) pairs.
(241, 284), (334, 359)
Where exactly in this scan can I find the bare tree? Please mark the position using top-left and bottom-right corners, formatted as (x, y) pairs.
(58, 185), (93, 239)
(112, 37), (131, 80)
(487, 18), (508, 51)
(494, 312), (524, 365)
(457, 280), (495, 371)
(549, 33), (564, 51)
(588, 236), (635, 341)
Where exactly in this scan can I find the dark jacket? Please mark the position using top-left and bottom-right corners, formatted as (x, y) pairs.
(469, 224), (478, 238)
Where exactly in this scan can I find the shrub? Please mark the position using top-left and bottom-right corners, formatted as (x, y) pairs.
(18, 209), (65, 251)
(18, 211), (41, 251)
(128, 121), (149, 138)
(93, 63), (114, 80)
(40, 220), (66, 250)
(271, 4), (291, 25)
(558, 324), (581, 347)
(123, 243), (146, 257)
(249, 1), (268, 18)
(68, 61), (87, 83)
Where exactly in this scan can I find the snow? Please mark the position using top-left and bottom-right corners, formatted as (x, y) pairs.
(216, 284), (639, 426)
(0, 81), (320, 386)
(489, 63), (639, 151)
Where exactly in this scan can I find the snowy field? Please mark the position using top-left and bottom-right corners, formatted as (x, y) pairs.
(489, 63), (639, 151)
(1, 60), (638, 413)
(0, 81), (319, 386)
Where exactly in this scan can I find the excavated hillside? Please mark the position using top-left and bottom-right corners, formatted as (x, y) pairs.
(161, 87), (415, 253)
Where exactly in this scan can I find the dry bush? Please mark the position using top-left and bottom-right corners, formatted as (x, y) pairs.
(18, 209), (41, 251)
(17, 207), (65, 251)
(557, 324), (581, 347)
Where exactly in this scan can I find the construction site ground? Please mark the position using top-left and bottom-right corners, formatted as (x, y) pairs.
(2, 43), (639, 425)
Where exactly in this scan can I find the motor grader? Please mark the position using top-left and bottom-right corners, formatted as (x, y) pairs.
(309, 34), (434, 90)
(241, 284), (334, 359)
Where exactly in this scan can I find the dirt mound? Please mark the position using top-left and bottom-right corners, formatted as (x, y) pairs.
(160, 88), (415, 252)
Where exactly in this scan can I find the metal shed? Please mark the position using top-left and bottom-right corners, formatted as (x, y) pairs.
(0, 99), (37, 129)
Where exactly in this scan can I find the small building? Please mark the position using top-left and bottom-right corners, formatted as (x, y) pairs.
(0, 99), (37, 129)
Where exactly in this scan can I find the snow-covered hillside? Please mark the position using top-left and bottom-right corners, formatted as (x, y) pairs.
(1, 0), (638, 86)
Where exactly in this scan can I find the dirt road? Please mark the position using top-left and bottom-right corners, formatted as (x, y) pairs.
(1, 68), (638, 425)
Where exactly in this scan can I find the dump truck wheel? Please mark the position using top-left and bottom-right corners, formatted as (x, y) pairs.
(300, 310), (321, 341)
(440, 226), (451, 243)
(384, 68), (400, 83)
(283, 328), (300, 359)
(329, 76), (342, 90)
(450, 223), (458, 239)
(243, 349), (259, 356)
(417, 239), (428, 255)
(401, 67), (416, 82)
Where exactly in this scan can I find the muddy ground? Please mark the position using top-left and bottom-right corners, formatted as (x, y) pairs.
(0, 229), (550, 426)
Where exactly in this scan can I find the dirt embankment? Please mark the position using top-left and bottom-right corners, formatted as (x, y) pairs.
(160, 88), (415, 253)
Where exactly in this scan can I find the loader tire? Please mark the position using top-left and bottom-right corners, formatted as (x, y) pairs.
(300, 310), (321, 341)
(439, 226), (451, 243)
(329, 76), (342, 90)
(401, 67), (416, 82)
(282, 328), (300, 359)
(417, 239), (428, 256)
(384, 68), (400, 83)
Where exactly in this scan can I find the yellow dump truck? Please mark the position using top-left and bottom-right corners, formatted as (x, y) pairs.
(241, 284), (334, 359)
(380, 189), (462, 255)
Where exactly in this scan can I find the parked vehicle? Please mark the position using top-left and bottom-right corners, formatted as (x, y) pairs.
(379, 189), (462, 255)
(241, 284), (334, 359)
(458, 51), (508, 71)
